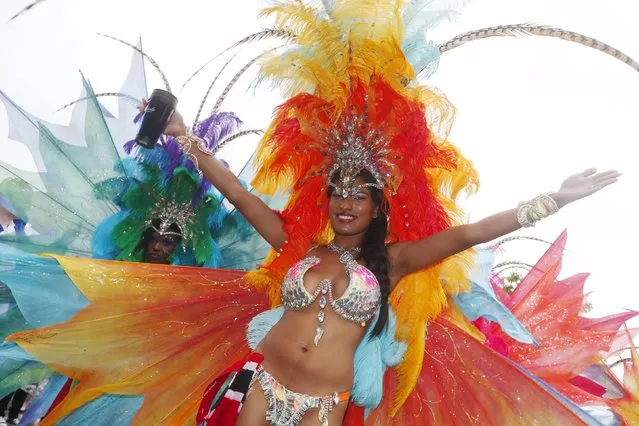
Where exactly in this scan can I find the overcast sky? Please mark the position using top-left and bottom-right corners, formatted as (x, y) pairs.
(1, 0), (638, 338)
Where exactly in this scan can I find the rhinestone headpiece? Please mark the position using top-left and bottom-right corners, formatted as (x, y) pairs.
(146, 199), (195, 241)
(324, 110), (393, 198)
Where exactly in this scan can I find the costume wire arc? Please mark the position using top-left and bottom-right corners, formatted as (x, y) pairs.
(1, 1), (638, 425)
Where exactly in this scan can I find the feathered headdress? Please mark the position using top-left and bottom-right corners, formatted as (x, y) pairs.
(92, 112), (245, 267)
(71, 33), (267, 268)
(244, 0), (478, 412)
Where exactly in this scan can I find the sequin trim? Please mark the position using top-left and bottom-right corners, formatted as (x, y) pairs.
(281, 255), (381, 336)
(255, 366), (345, 426)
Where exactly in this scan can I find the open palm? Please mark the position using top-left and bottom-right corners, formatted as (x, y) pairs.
(556, 168), (621, 206)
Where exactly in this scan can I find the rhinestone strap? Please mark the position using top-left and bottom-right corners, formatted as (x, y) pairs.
(313, 242), (362, 346)
(327, 241), (361, 260)
(314, 279), (331, 346)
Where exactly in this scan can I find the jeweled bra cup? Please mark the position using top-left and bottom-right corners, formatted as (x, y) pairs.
(280, 251), (381, 345)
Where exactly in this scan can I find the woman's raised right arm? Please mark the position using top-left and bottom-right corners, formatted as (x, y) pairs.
(163, 106), (287, 250)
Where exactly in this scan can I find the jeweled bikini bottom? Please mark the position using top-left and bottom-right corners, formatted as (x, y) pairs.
(251, 365), (351, 426)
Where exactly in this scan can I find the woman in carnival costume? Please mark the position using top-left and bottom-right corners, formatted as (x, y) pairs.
(0, 40), (266, 424)
(0, 33), (263, 269)
(38, 108), (261, 424)
(181, 2), (630, 424)
(2, 1), (638, 425)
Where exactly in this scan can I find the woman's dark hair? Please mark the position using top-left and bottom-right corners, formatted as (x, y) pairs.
(328, 170), (390, 337)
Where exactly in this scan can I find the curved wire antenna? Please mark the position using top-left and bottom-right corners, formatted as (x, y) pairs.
(192, 54), (238, 129)
(179, 28), (296, 93)
(493, 235), (555, 248)
(97, 33), (172, 93)
(7, 0), (46, 22)
(608, 356), (633, 369)
(492, 234), (578, 257)
(491, 266), (532, 284)
(439, 24), (639, 74)
(56, 92), (140, 112)
(494, 260), (534, 269)
(494, 260), (534, 271)
(212, 129), (264, 155)
(211, 49), (279, 115)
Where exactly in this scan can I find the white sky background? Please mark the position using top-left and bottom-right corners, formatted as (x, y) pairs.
(0, 0), (637, 338)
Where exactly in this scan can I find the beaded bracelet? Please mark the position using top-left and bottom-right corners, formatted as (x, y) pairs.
(516, 194), (559, 228)
(175, 134), (213, 175)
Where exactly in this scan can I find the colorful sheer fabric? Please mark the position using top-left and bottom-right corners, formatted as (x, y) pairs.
(2, 251), (603, 425)
(601, 330), (639, 425)
(361, 319), (601, 425)
(6, 255), (268, 425)
(4, 231), (630, 425)
(0, 53), (143, 257)
(478, 231), (638, 405)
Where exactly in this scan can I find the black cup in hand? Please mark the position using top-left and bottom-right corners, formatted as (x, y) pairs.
(135, 89), (178, 148)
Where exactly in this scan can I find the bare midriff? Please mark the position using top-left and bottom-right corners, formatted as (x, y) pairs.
(256, 306), (367, 395)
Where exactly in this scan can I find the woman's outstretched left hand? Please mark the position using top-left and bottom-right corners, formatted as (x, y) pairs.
(554, 168), (621, 207)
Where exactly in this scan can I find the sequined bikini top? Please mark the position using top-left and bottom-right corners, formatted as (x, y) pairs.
(281, 246), (381, 346)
